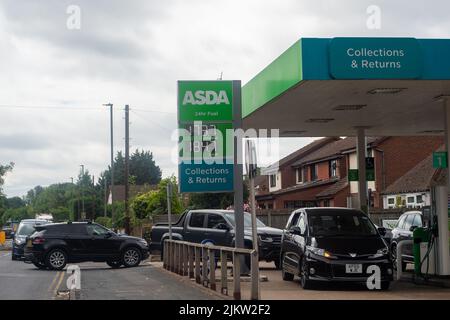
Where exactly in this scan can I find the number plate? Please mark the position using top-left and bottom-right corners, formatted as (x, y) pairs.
(27, 239), (33, 248)
(345, 264), (362, 274)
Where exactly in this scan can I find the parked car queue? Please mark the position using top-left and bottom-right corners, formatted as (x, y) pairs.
(10, 208), (414, 291)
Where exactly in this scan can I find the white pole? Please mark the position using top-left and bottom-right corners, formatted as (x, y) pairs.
(246, 140), (260, 299)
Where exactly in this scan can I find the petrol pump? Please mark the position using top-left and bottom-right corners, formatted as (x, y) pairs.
(412, 185), (450, 278)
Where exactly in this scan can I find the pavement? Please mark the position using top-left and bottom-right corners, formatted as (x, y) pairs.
(0, 252), (220, 300)
(238, 262), (450, 300)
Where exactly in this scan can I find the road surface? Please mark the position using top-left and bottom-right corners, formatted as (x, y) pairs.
(0, 252), (219, 300)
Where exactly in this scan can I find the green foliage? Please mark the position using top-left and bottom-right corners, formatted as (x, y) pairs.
(99, 150), (162, 188)
(49, 206), (71, 222)
(131, 176), (183, 219)
(188, 181), (249, 209)
(95, 216), (112, 228)
(6, 197), (26, 209)
(1, 207), (33, 225)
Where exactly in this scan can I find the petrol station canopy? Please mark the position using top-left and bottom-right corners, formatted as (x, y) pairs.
(242, 38), (450, 137)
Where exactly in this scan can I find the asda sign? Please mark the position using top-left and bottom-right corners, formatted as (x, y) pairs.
(329, 37), (423, 79)
(182, 90), (230, 106)
(178, 81), (233, 122)
(177, 80), (237, 193)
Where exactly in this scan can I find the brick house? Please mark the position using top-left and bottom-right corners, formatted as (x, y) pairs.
(381, 145), (446, 209)
(255, 136), (444, 210)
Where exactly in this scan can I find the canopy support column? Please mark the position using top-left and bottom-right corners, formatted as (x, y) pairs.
(438, 99), (450, 275)
(356, 127), (368, 213)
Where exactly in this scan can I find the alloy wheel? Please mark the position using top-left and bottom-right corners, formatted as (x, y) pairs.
(123, 249), (140, 266)
(49, 251), (66, 269)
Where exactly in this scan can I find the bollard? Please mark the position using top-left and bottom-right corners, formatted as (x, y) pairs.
(221, 250), (228, 295)
(208, 248), (216, 291)
(396, 240), (413, 280)
(195, 246), (201, 284)
(232, 252), (241, 300)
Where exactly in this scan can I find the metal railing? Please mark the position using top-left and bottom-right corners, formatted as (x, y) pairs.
(163, 240), (259, 300)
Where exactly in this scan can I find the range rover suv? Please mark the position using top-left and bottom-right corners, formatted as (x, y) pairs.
(24, 221), (149, 270)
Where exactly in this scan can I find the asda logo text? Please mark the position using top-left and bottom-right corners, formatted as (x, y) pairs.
(182, 90), (230, 106)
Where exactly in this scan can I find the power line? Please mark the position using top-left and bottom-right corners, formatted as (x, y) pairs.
(0, 104), (176, 114)
(130, 109), (174, 132)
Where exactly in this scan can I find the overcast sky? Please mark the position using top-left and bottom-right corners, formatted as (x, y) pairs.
(1, 0), (449, 197)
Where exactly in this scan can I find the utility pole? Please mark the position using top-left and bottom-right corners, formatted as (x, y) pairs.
(92, 175), (95, 221)
(80, 164), (85, 220)
(70, 177), (74, 221)
(103, 103), (114, 220)
(104, 178), (107, 217)
(124, 105), (131, 235)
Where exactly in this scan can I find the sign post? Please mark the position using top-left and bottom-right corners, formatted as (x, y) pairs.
(177, 80), (247, 274)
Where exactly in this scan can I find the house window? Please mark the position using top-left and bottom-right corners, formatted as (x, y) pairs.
(407, 196), (415, 204)
(323, 200), (331, 207)
(296, 168), (302, 184)
(310, 164), (318, 181)
(416, 195), (423, 204)
(329, 160), (337, 178)
(269, 174), (277, 188)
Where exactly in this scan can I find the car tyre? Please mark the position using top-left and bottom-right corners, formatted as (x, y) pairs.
(46, 249), (67, 270)
(11, 254), (18, 261)
(300, 258), (313, 289)
(122, 247), (142, 268)
(107, 260), (122, 269)
(274, 258), (281, 270)
(281, 253), (294, 281)
(33, 261), (47, 270)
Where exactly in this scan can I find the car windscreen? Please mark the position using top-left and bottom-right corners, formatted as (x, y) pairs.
(17, 223), (37, 236)
(308, 212), (377, 237)
(225, 213), (266, 228)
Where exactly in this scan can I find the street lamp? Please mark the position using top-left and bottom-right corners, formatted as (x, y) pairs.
(80, 164), (85, 220)
(103, 103), (114, 218)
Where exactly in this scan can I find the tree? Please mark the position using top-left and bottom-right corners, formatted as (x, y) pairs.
(0, 162), (14, 224)
(6, 197), (26, 209)
(188, 181), (250, 210)
(99, 149), (162, 188)
(131, 176), (183, 220)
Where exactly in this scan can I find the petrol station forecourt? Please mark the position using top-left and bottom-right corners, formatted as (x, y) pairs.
(241, 37), (450, 277)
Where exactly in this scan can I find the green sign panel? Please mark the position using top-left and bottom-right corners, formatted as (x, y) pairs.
(178, 81), (233, 122)
(329, 38), (423, 79)
(349, 169), (359, 182)
(433, 151), (448, 169)
(178, 80), (236, 193)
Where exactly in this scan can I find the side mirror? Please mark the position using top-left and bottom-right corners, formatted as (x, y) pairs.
(290, 226), (303, 236)
(409, 226), (418, 232)
(377, 227), (386, 236)
(105, 232), (113, 238)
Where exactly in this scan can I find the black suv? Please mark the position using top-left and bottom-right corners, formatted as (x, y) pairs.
(24, 222), (149, 270)
(280, 208), (393, 290)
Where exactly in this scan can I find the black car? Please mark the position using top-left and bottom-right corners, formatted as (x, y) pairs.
(12, 219), (49, 260)
(390, 211), (423, 271)
(24, 221), (150, 270)
(280, 208), (393, 290)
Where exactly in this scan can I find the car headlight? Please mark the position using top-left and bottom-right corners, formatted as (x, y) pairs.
(139, 239), (148, 246)
(307, 246), (336, 259)
(258, 235), (273, 243)
(370, 247), (389, 259)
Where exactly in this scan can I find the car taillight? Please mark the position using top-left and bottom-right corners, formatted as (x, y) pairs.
(32, 237), (45, 244)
